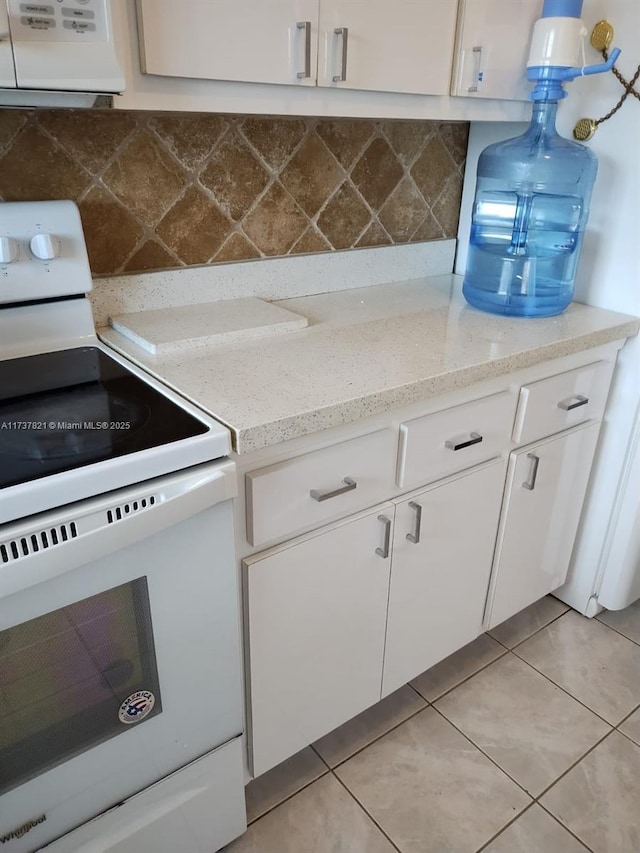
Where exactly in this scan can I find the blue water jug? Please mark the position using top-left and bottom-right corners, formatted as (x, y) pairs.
(462, 99), (598, 317)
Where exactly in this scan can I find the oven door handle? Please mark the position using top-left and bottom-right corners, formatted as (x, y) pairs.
(0, 461), (236, 600)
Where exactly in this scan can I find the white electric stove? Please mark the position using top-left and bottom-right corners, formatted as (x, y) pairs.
(0, 201), (246, 853)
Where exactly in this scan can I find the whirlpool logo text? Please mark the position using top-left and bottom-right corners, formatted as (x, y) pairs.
(1, 814), (47, 843)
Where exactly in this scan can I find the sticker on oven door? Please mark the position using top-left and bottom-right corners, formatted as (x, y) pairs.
(118, 690), (155, 724)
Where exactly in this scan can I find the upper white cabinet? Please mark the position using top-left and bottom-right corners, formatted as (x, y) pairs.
(119, 0), (534, 118)
(137, 0), (319, 86)
(136, 0), (458, 96)
(317, 0), (458, 95)
(451, 0), (541, 100)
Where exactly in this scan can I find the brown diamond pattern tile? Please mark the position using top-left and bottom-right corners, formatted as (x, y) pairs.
(317, 182), (370, 249)
(412, 211), (445, 241)
(0, 109), (30, 154)
(379, 177), (429, 242)
(438, 123), (470, 169)
(351, 138), (403, 212)
(290, 227), (332, 255)
(356, 222), (393, 249)
(150, 114), (229, 170)
(103, 129), (187, 227)
(2, 110), (466, 272)
(0, 125), (90, 201)
(241, 117), (307, 170)
(37, 110), (137, 174)
(243, 182), (307, 255)
(280, 135), (343, 217)
(214, 232), (261, 263)
(432, 173), (464, 238)
(78, 187), (144, 275)
(382, 120), (437, 166)
(315, 119), (375, 169)
(124, 240), (180, 274)
(199, 130), (270, 222)
(411, 135), (458, 206)
(155, 186), (232, 265)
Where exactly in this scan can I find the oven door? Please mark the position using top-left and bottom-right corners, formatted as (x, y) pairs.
(0, 461), (243, 853)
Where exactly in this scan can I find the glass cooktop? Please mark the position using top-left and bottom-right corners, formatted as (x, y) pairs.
(0, 347), (209, 489)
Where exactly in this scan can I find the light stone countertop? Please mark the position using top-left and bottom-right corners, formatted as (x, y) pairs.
(99, 275), (639, 454)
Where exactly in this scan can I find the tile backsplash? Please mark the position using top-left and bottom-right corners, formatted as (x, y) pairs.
(0, 109), (468, 277)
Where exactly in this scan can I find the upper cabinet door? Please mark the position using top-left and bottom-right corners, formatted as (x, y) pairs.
(451, 0), (541, 100)
(137, 0), (320, 86)
(318, 0), (458, 95)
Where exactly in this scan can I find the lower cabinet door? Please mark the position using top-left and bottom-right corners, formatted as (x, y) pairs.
(244, 503), (394, 777)
(382, 459), (506, 697)
(486, 421), (601, 630)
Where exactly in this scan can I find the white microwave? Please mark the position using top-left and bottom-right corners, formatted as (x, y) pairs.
(0, 0), (124, 103)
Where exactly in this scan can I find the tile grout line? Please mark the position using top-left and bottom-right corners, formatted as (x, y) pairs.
(426, 702), (615, 852)
(310, 700), (431, 772)
(510, 648), (627, 729)
(593, 615), (640, 648)
(473, 801), (539, 853)
(536, 800), (599, 853)
(407, 646), (510, 705)
(245, 763), (331, 827)
(487, 603), (571, 652)
(330, 768), (404, 853)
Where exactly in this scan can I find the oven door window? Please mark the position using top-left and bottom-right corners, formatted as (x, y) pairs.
(0, 578), (161, 794)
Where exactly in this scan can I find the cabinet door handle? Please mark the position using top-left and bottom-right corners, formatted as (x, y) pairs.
(467, 46), (483, 93)
(445, 432), (483, 451)
(310, 477), (357, 502)
(406, 501), (422, 544)
(296, 21), (311, 79)
(376, 514), (392, 559)
(558, 394), (589, 411)
(522, 453), (540, 491)
(332, 27), (349, 82)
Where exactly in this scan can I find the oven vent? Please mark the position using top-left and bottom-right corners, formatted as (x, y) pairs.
(0, 522), (78, 564)
(106, 494), (157, 525)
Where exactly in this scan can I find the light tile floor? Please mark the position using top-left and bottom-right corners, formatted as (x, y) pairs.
(226, 597), (640, 853)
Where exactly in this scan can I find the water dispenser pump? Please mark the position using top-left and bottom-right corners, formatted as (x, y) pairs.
(462, 0), (621, 317)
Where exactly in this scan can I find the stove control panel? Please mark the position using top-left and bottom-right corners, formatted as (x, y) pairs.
(0, 200), (92, 304)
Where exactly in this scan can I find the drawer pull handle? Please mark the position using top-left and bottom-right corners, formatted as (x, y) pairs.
(376, 514), (392, 559)
(296, 21), (311, 79)
(310, 477), (357, 502)
(522, 453), (540, 491)
(558, 394), (589, 411)
(333, 26), (349, 82)
(406, 501), (422, 544)
(445, 432), (483, 451)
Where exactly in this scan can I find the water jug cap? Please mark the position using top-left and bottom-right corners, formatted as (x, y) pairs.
(541, 0), (583, 19)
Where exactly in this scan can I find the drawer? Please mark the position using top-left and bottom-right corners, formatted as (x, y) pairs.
(246, 429), (397, 547)
(512, 361), (614, 445)
(397, 390), (516, 490)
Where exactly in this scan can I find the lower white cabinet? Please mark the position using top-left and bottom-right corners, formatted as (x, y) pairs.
(240, 349), (620, 779)
(244, 503), (394, 777)
(382, 459), (506, 697)
(486, 421), (601, 629)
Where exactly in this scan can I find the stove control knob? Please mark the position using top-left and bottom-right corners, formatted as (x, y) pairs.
(0, 236), (18, 264)
(30, 233), (59, 261)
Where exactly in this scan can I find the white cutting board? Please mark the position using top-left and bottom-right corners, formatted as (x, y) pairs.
(109, 298), (308, 354)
